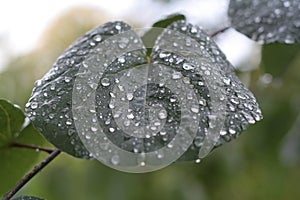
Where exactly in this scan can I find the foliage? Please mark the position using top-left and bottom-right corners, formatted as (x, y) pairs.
(1, 1), (300, 199)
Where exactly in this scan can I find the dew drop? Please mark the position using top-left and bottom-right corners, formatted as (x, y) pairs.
(127, 113), (135, 119)
(183, 63), (195, 70)
(91, 127), (98, 132)
(64, 77), (71, 83)
(190, 27), (197, 34)
(223, 77), (231, 85)
(93, 35), (102, 42)
(158, 110), (167, 119)
(66, 119), (72, 126)
(118, 56), (126, 63)
(111, 155), (120, 165)
(109, 127), (115, 133)
(30, 102), (38, 109)
(191, 105), (199, 113)
(172, 72), (182, 79)
(229, 128), (236, 134)
(159, 52), (170, 59)
(101, 78), (110, 87)
(127, 93), (134, 101)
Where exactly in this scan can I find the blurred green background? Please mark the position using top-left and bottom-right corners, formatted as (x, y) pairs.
(1, 3), (300, 200)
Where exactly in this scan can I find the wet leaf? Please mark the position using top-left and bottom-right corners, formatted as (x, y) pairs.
(0, 99), (24, 146)
(0, 99), (47, 196)
(228, 0), (300, 44)
(12, 196), (44, 200)
(26, 20), (262, 167)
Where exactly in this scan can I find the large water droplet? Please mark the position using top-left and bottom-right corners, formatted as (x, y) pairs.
(101, 78), (110, 87)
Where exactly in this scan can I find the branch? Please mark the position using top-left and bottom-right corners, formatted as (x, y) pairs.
(2, 149), (61, 200)
(11, 142), (55, 154)
(210, 27), (231, 38)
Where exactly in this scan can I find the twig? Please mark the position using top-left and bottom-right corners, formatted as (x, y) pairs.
(210, 27), (231, 38)
(2, 149), (61, 200)
(11, 142), (55, 154)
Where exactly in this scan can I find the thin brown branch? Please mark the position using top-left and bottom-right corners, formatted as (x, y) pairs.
(10, 142), (55, 154)
(210, 27), (231, 38)
(2, 149), (61, 200)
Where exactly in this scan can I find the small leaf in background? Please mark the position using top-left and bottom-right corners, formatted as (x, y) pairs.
(12, 196), (44, 200)
(262, 43), (300, 77)
(0, 100), (24, 146)
(228, 0), (300, 44)
(0, 99), (47, 196)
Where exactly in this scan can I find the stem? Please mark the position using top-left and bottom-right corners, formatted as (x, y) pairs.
(210, 27), (231, 38)
(11, 142), (55, 154)
(2, 149), (61, 200)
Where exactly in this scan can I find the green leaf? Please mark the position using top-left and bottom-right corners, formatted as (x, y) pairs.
(262, 43), (300, 77)
(12, 196), (44, 200)
(26, 20), (262, 168)
(229, 0), (300, 44)
(0, 99), (47, 196)
(0, 99), (24, 146)
(141, 14), (185, 56)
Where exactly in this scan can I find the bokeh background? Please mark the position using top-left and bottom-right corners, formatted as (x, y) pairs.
(1, 0), (300, 199)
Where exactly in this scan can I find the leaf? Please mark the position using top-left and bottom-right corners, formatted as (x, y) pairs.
(262, 43), (300, 77)
(0, 99), (24, 146)
(12, 196), (44, 200)
(26, 20), (262, 170)
(228, 0), (300, 44)
(141, 14), (186, 56)
(0, 99), (47, 196)
(151, 21), (263, 161)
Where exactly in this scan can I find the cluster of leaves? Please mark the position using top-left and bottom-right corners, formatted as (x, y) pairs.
(1, 0), (300, 199)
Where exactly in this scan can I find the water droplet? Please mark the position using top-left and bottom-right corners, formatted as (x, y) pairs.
(183, 63), (195, 70)
(101, 78), (110, 87)
(64, 77), (71, 83)
(172, 72), (182, 79)
(199, 99), (207, 106)
(230, 98), (239, 105)
(30, 102), (38, 109)
(159, 52), (170, 59)
(91, 127), (98, 132)
(93, 35), (102, 42)
(220, 130), (227, 135)
(111, 155), (120, 165)
(127, 93), (134, 101)
(191, 105), (199, 113)
(160, 131), (167, 136)
(158, 110), (167, 119)
(109, 127), (115, 133)
(229, 128), (236, 134)
(50, 84), (56, 91)
(35, 80), (42, 87)
(194, 136), (203, 147)
(118, 56), (126, 63)
(190, 27), (197, 34)
(66, 119), (72, 125)
(127, 113), (135, 119)
(223, 77), (231, 85)
(283, 1), (291, 7)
